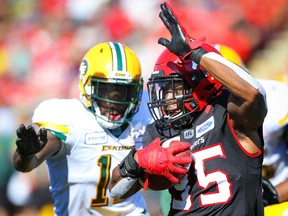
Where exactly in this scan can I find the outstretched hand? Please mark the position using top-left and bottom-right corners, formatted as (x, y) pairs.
(137, 137), (192, 183)
(16, 124), (48, 159)
(158, 2), (206, 60)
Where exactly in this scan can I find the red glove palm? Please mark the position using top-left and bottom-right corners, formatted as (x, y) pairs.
(137, 138), (192, 183)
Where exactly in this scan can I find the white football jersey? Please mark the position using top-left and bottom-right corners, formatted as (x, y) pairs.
(258, 79), (288, 186)
(32, 91), (153, 216)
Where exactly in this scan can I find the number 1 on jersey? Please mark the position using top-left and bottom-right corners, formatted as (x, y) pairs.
(91, 154), (122, 207)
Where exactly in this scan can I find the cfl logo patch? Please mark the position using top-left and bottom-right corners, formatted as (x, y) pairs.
(184, 129), (194, 139)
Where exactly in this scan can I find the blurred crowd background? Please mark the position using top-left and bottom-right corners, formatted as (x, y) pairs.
(0, 0), (287, 215)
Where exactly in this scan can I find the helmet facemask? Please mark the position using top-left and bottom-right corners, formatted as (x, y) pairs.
(148, 47), (223, 137)
(147, 72), (198, 133)
(147, 69), (222, 136)
(91, 76), (143, 130)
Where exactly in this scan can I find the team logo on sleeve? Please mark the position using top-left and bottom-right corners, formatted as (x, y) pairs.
(196, 116), (215, 138)
(129, 124), (147, 144)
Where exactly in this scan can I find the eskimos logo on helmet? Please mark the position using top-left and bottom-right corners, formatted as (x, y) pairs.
(79, 59), (88, 75)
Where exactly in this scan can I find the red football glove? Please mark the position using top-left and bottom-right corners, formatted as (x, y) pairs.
(137, 137), (192, 183)
(158, 2), (207, 62)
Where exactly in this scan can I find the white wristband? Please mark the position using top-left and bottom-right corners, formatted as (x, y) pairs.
(109, 177), (137, 199)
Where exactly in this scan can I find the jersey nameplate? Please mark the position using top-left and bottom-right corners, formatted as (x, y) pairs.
(85, 132), (107, 145)
(196, 116), (215, 138)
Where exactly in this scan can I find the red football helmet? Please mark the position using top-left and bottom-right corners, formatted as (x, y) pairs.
(147, 46), (223, 133)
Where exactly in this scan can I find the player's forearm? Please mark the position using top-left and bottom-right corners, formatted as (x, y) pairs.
(109, 166), (123, 190)
(275, 180), (288, 202)
(200, 53), (265, 103)
(109, 166), (141, 199)
(13, 151), (38, 172)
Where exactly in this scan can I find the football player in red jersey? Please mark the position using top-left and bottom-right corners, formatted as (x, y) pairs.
(110, 2), (267, 215)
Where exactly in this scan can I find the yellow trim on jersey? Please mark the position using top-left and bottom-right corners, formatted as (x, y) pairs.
(35, 122), (69, 141)
(264, 201), (288, 216)
(279, 113), (288, 126)
(36, 122), (69, 134)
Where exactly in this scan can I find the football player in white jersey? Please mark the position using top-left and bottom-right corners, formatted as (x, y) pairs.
(258, 79), (288, 210)
(13, 42), (153, 216)
(259, 79), (288, 188)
